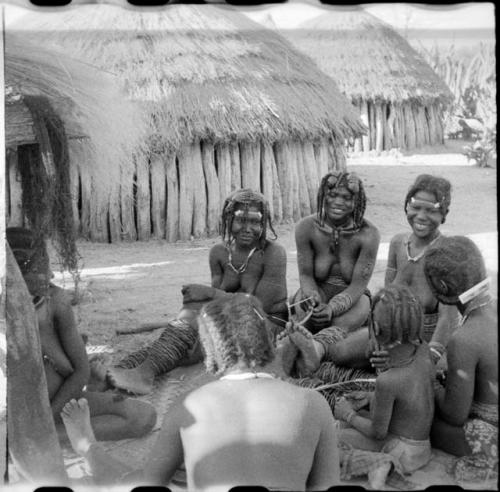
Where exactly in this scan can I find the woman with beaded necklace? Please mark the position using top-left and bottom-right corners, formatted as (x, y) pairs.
(107, 189), (288, 395)
(291, 171), (380, 335)
(285, 174), (460, 377)
(424, 236), (498, 485)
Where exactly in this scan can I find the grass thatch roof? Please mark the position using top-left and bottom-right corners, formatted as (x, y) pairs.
(4, 32), (145, 188)
(11, 3), (365, 151)
(284, 7), (453, 105)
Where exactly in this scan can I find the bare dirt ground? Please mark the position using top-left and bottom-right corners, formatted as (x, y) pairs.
(48, 141), (497, 488)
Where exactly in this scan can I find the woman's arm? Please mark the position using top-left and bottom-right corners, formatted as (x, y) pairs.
(384, 235), (400, 286)
(49, 289), (90, 421)
(435, 332), (476, 426)
(144, 399), (186, 485)
(295, 218), (322, 305)
(336, 379), (393, 440)
(328, 226), (380, 317)
(209, 244), (225, 289)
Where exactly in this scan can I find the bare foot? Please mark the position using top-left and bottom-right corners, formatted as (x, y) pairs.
(367, 462), (391, 490)
(274, 328), (299, 376)
(87, 357), (112, 392)
(288, 325), (322, 377)
(60, 398), (96, 456)
(107, 365), (155, 395)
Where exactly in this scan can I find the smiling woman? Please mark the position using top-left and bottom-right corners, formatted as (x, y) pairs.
(106, 188), (289, 395)
(291, 171), (380, 334)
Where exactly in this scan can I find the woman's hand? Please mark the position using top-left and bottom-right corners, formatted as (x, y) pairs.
(345, 391), (370, 410)
(310, 303), (333, 327)
(334, 397), (355, 421)
(181, 284), (214, 303)
(301, 289), (322, 309)
(369, 349), (390, 371)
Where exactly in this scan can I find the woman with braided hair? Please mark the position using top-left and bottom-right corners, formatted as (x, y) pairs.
(292, 171), (380, 334)
(333, 284), (434, 488)
(288, 174), (460, 378)
(424, 236), (497, 485)
(107, 188), (288, 395)
(59, 294), (339, 489)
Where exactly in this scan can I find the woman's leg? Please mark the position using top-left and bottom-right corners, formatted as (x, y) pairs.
(83, 391), (157, 441)
(332, 294), (371, 333)
(107, 310), (199, 395)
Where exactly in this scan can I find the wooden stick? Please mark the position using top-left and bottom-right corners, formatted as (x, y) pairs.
(115, 321), (173, 335)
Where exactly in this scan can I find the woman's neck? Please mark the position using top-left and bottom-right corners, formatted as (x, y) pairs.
(411, 230), (440, 248)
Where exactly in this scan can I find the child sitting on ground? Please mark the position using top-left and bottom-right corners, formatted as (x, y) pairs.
(333, 284), (435, 488)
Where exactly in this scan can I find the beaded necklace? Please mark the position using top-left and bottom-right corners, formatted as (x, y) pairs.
(220, 372), (276, 381)
(406, 232), (441, 262)
(227, 243), (257, 275)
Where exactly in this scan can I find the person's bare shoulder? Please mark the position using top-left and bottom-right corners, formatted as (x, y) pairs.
(262, 240), (286, 260)
(48, 284), (73, 309)
(295, 215), (317, 234)
(358, 219), (380, 246)
(209, 242), (227, 261)
(389, 232), (407, 248)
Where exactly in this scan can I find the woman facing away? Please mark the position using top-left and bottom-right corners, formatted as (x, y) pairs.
(424, 236), (498, 485)
(107, 188), (289, 395)
(60, 294), (339, 491)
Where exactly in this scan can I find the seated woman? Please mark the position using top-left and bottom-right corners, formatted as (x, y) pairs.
(6, 227), (157, 442)
(289, 174), (459, 375)
(107, 189), (288, 395)
(424, 236), (498, 485)
(60, 294), (339, 490)
(333, 285), (434, 489)
(292, 171), (380, 334)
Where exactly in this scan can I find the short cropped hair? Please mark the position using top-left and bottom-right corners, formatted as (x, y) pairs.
(198, 293), (275, 374)
(404, 174), (451, 223)
(424, 235), (487, 305)
(371, 285), (423, 345)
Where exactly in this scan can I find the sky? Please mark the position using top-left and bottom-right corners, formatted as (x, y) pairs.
(241, 1), (495, 30)
(2, 1), (496, 31)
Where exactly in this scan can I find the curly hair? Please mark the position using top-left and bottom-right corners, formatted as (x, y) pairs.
(317, 171), (366, 228)
(197, 293), (275, 375)
(371, 285), (423, 346)
(423, 236), (487, 305)
(404, 174), (451, 223)
(220, 188), (277, 250)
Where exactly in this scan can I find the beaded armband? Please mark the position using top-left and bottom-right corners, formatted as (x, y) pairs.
(328, 292), (354, 317)
(428, 341), (446, 363)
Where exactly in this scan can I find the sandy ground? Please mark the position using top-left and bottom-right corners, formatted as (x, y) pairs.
(41, 143), (497, 489)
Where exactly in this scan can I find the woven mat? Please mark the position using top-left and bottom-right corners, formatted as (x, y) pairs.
(64, 362), (213, 482)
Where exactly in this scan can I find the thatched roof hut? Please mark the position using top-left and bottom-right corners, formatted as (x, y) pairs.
(12, 3), (365, 243)
(4, 33), (142, 264)
(284, 7), (453, 153)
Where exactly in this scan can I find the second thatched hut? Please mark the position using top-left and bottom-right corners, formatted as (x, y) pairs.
(13, 3), (365, 243)
(284, 7), (453, 153)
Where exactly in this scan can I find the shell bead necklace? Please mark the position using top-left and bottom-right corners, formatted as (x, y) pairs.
(227, 243), (257, 275)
